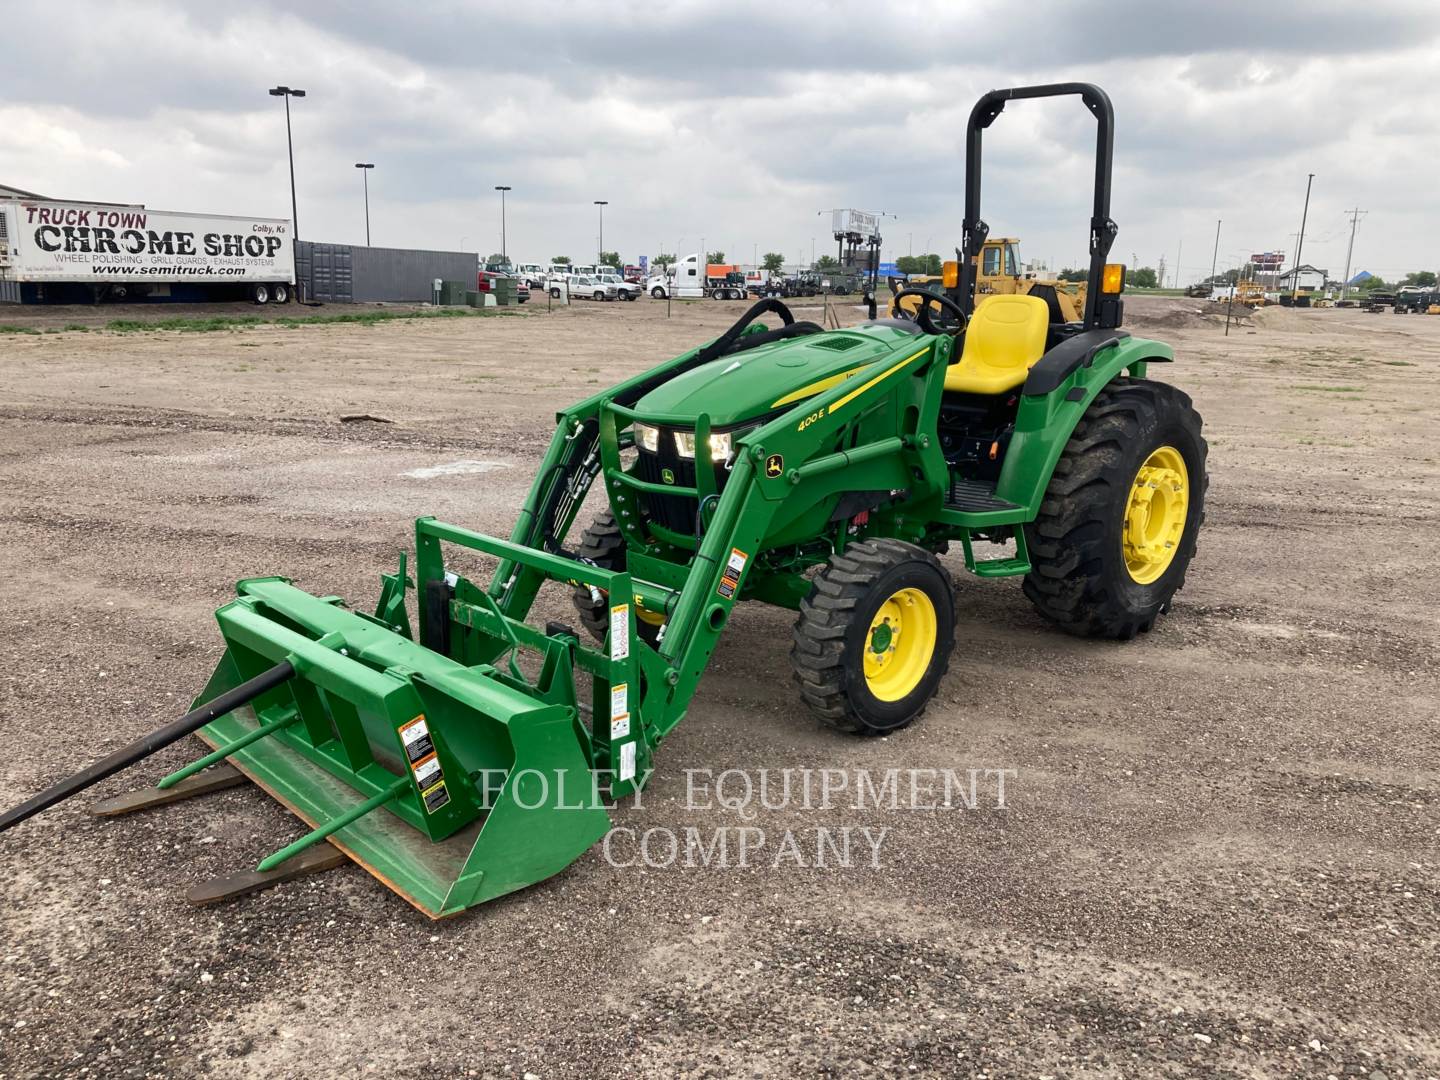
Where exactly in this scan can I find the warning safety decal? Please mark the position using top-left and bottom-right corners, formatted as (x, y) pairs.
(397, 715), (435, 764)
(610, 603), (630, 661)
(399, 714), (451, 815)
(610, 683), (631, 740)
(717, 548), (748, 600)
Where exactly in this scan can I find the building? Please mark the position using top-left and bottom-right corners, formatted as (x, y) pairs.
(1275, 265), (1328, 292)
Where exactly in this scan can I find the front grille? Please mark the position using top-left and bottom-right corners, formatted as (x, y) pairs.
(633, 427), (728, 535)
(808, 335), (863, 352)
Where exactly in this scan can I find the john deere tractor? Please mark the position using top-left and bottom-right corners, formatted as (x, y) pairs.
(2, 84), (1206, 917)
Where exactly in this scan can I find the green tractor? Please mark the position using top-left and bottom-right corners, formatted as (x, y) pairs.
(2, 84), (1206, 917)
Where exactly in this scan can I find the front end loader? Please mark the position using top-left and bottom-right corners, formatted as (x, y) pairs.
(1, 83), (1207, 916)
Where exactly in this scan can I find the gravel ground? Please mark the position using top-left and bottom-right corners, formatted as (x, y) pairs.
(1, 295), (1436, 1079)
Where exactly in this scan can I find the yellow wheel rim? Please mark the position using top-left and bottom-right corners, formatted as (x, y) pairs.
(863, 587), (937, 702)
(1123, 445), (1189, 585)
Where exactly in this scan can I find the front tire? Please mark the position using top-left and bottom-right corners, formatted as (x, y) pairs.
(252, 283), (270, 305)
(571, 512), (663, 646)
(1023, 380), (1207, 639)
(651, 286), (666, 299)
(792, 540), (955, 735)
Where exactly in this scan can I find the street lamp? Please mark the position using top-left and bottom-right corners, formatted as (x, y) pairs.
(594, 200), (608, 264)
(495, 186), (511, 264)
(354, 163), (374, 246)
(267, 86), (306, 240)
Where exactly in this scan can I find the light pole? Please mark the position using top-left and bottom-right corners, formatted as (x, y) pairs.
(1210, 219), (1221, 285)
(594, 200), (608, 265)
(354, 163), (374, 246)
(495, 186), (511, 264)
(267, 87), (306, 240)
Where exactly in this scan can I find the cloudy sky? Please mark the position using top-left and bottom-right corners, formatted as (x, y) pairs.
(4, 1), (1436, 282)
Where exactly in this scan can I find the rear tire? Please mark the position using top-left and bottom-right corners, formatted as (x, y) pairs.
(571, 511), (662, 646)
(272, 283), (290, 304)
(791, 540), (955, 735)
(252, 283), (270, 305)
(1023, 380), (1207, 639)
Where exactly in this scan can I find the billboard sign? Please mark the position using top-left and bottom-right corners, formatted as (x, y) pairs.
(0, 200), (295, 284)
(832, 208), (880, 240)
(1249, 251), (1285, 270)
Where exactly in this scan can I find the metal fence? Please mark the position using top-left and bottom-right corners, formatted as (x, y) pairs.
(296, 241), (475, 304)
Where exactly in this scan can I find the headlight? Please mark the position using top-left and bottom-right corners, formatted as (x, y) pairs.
(633, 422), (660, 452)
(673, 429), (733, 462)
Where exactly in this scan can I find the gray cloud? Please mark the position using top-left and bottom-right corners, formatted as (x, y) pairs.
(2, 1), (1436, 279)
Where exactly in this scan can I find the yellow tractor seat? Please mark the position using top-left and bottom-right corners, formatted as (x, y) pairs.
(944, 294), (1051, 395)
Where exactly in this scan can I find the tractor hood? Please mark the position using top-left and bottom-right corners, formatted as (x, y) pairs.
(634, 323), (924, 428)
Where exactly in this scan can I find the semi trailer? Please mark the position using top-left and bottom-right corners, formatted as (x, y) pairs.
(0, 198), (296, 304)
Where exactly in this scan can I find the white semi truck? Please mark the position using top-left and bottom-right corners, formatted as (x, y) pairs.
(0, 198), (297, 304)
(646, 253), (707, 299)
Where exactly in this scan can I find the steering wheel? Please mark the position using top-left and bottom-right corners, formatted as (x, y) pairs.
(890, 288), (968, 336)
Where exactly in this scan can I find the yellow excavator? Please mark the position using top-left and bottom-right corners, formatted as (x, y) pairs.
(891, 238), (1086, 321)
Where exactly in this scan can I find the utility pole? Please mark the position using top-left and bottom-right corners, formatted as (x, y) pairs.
(1174, 237), (1182, 288)
(1210, 219), (1221, 285)
(1292, 173), (1315, 301)
(1340, 207), (1367, 301)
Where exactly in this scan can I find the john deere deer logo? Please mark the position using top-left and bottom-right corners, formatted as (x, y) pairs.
(661, 467), (675, 485)
(765, 454), (784, 478)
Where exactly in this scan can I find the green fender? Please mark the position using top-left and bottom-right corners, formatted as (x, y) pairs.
(994, 335), (1175, 514)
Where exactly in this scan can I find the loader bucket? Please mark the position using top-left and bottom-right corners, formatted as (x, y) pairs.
(191, 576), (611, 918)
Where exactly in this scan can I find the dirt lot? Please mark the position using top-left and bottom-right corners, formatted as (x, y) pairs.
(1, 295), (1437, 1079)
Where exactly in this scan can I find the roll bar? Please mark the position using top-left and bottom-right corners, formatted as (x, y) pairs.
(954, 82), (1120, 330)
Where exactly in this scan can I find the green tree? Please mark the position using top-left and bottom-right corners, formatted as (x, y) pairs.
(551, 255), (571, 265)
(653, 253), (676, 269)
(1403, 270), (1437, 287)
(1127, 266), (1158, 289)
(1358, 274), (1387, 291)
(598, 251), (622, 269)
(762, 252), (786, 272)
(484, 253), (509, 271)
(1057, 267), (1088, 282)
(896, 254), (943, 275)
(706, 250), (726, 265)
(815, 255), (839, 270)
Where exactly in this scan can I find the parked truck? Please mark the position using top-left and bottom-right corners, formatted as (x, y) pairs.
(647, 254), (755, 300)
(0, 198), (296, 304)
